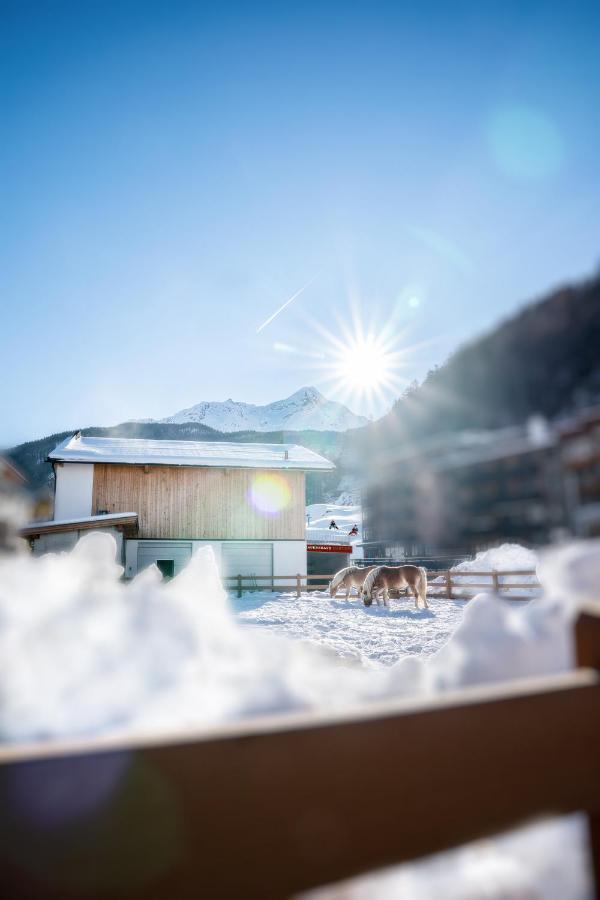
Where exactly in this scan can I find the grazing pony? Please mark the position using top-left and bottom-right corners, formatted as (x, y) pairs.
(329, 565), (377, 600)
(362, 565), (428, 609)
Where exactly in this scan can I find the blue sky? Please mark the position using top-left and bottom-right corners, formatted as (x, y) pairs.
(2, 1), (600, 445)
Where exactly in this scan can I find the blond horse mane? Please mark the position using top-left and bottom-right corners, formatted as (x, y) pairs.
(362, 565), (382, 597)
(330, 565), (360, 592)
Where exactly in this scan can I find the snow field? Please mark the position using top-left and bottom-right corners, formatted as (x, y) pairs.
(234, 590), (465, 666)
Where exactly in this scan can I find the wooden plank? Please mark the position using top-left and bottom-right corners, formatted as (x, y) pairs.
(576, 605), (600, 897)
(1, 670), (599, 899)
(92, 465), (306, 541)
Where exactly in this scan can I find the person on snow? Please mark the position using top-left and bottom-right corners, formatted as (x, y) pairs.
(329, 519), (339, 530)
(348, 524), (359, 536)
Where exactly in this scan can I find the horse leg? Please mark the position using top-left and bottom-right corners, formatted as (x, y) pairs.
(384, 588), (389, 607)
(411, 585), (420, 609)
(346, 585), (350, 601)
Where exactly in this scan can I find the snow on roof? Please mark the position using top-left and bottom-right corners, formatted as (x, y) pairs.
(20, 512), (138, 537)
(49, 435), (335, 471)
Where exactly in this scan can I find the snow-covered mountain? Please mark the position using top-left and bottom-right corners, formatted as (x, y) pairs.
(159, 387), (368, 433)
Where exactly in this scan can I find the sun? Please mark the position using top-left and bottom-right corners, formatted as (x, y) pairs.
(334, 334), (396, 391)
(311, 314), (412, 416)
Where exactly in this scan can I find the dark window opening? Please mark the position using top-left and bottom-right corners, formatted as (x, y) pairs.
(156, 559), (175, 579)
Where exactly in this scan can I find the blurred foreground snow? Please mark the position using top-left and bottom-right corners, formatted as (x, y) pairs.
(1, 532), (592, 742)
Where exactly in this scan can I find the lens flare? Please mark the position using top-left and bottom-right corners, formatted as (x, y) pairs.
(249, 473), (292, 515)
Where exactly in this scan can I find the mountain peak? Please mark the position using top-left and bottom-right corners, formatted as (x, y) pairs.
(290, 385), (324, 401)
(160, 388), (368, 433)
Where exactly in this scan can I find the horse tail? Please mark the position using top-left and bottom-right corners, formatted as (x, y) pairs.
(418, 567), (428, 603)
(362, 566), (381, 598)
(329, 566), (356, 596)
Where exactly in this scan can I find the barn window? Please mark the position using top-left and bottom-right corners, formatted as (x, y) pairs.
(156, 559), (175, 579)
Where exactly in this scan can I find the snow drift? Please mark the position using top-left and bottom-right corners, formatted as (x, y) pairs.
(1, 533), (596, 742)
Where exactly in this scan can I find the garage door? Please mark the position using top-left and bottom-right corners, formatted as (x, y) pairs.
(137, 541), (193, 577)
(221, 542), (273, 579)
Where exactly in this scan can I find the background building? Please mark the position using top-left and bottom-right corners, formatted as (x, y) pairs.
(362, 419), (568, 559)
(24, 433), (334, 580)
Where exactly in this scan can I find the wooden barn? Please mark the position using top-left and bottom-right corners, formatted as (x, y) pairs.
(26, 433), (334, 580)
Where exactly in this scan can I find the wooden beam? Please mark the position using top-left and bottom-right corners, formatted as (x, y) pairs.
(576, 605), (600, 897)
(1, 670), (599, 899)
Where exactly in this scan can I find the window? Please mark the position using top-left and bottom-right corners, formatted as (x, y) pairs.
(156, 559), (175, 579)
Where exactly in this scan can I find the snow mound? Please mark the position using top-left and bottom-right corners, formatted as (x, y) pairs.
(431, 543), (541, 596)
(453, 543), (538, 573)
(1, 533), (597, 742)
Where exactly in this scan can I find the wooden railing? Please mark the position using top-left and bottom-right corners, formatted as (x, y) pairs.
(224, 570), (541, 599)
(0, 607), (598, 898)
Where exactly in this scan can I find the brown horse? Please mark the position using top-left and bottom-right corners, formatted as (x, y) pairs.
(362, 565), (428, 609)
(329, 565), (377, 600)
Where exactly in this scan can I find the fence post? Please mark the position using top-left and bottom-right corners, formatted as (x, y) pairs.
(575, 605), (600, 900)
(296, 574), (302, 598)
(492, 571), (500, 593)
(445, 571), (452, 599)
(237, 574), (242, 599)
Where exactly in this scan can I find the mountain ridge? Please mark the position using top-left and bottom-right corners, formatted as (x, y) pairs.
(155, 386), (369, 432)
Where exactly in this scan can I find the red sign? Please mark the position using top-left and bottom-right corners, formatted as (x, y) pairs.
(307, 543), (352, 553)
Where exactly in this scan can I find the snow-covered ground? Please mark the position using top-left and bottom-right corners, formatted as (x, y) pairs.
(306, 502), (363, 558)
(234, 590), (464, 666)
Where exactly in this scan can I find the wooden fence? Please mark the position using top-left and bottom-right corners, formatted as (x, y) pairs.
(224, 569), (541, 599)
(0, 607), (598, 898)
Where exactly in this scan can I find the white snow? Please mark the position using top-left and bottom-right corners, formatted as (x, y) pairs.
(306, 502), (363, 557)
(234, 591), (464, 666)
(159, 386), (368, 433)
(305, 814), (592, 900)
(49, 434), (335, 470)
(22, 512), (138, 530)
(0, 533), (589, 739)
(434, 543), (541, 597)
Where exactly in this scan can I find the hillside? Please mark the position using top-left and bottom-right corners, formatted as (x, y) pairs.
(374, 271), (600, 443)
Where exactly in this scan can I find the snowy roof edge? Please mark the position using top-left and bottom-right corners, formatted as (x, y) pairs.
(48, 435), (335, 471)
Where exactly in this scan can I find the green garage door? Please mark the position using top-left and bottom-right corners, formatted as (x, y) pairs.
(221, 542), (273, 580)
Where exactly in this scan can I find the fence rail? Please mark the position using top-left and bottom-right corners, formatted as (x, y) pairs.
(224, 569), (541, 599)
(0, 607), (598, 898)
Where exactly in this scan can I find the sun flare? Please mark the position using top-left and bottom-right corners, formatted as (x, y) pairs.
(333, 334), (397, 391)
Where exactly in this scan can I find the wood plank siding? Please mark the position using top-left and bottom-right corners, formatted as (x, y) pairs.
(92, 464), (306, 540)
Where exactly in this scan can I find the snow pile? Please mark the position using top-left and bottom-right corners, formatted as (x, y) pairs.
(435, 543), (541, 596)
(1, 533), (596, 741)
